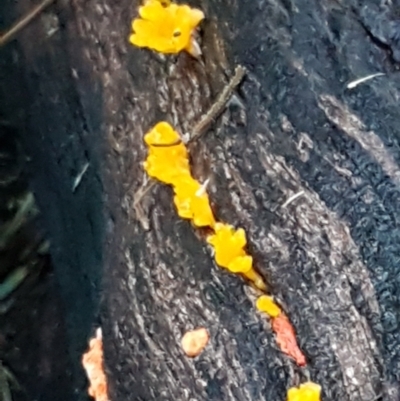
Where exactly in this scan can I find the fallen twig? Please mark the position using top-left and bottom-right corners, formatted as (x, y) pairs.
(0, 0), (55, 47)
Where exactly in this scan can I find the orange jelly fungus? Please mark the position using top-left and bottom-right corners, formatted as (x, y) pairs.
(207, 223), (252, 270)
(144, 122), (215, 227)
(181, 327), (210, 357)
(129, 0), (204, 55)
(173, 175), (216, 227)
(272, 314), (306, 366)
(143, 122), (190, 184)
(82, 329), (108, 401)
(207, 223), (267, 289)
(256, 295), (281, 318)
(287, 382), (321, 401)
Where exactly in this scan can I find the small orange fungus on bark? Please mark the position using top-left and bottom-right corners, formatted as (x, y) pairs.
(144, 120), (182, 146)
(144, 122), (215, 227)
(207, 224), (251, 269)
(173, 175), (216, 227)
(272, 314), (306, 366)
(129, 0), (204, 55)
(228, 254), (253, 274)
(143, 122), (266, 287)
(256, 295), (281, 317)
(82, 328), (109, 401)
(243, 269), (267, 291)
(143, 122), (191, 185)
(207, 223), (248, 267)
(181, 327), (209, 357)
(287, 381), (321, 401)
(206, 223), (266, 288)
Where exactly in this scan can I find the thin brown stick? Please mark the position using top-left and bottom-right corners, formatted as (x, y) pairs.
(188, 65), (246, 144)
(0, 0), (55, 47)
(133, 175), (154, 231)
(133, 65), (247, 229)
(148, 139), (182, 147)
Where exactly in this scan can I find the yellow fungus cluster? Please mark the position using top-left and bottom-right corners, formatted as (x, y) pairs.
(174, 176), (216, 227)
(129, 0), (204, 55)
(128, 2), (323, 398)
(206, 223), (265, 288)
(256, 291), (308, 366)
(287, 382), (321, 401)
(144, 122), (190, 185)
(143, 122), (266, 289)
(142, 122), (319, 390)
(256, 295), (281, 317)
(144, 122), (215, 228)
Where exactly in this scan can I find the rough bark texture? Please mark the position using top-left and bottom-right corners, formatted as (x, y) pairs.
(2, 0), (400, 400)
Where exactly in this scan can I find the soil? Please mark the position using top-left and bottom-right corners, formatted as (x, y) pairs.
(0, 264), (74, 401)
(0, 124), (75, 400)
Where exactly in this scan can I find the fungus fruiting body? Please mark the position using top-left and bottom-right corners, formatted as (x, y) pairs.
(143, 122), (215, 226)
(173, 175), (216, 227)
(82, 329), (108, 401)
(206, 223), (266, 288)
(144, 120), (181, 146)
(206, 223), (248, 268)
(256, 295), (306, 366)
(142, 120), (311, 383)
(287, 382), (321, 401)
(256, 295), (281, 318)
(207, 223), (252, 273)
(272, 314), (306, 366)
(181, 327), (210, 357)
(129, 0), (204, 55)
(143, 122), (191, 184)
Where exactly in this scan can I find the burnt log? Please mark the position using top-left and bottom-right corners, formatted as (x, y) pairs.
(1, 0), (400, 400)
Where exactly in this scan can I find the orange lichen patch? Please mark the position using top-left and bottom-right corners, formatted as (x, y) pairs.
(129, 0), (204, 55)
(181, 327), (209, 357)
(272, 314), (306, 366)
(173, 175), (216, 227)
(256, 295), (281, 318)
(82, 328), (108, 401)
(287, 382), (321, 401)
(143, 122), (191, 184)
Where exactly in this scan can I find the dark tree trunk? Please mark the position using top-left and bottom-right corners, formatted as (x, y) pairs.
(1, 0), (400, 400)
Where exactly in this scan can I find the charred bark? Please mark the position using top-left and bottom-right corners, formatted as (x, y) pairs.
(1, 0), (400, 400)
